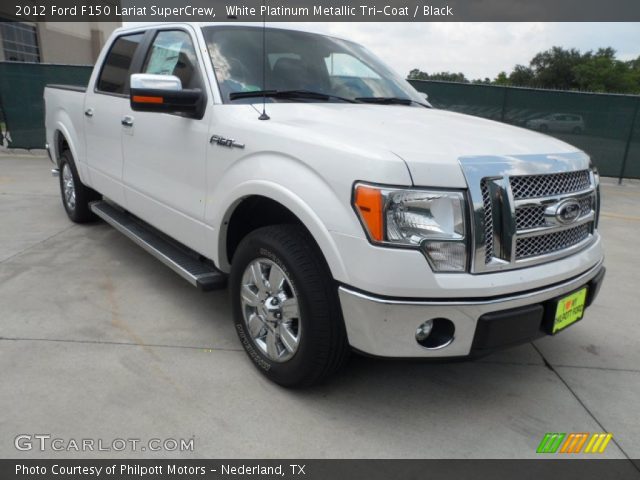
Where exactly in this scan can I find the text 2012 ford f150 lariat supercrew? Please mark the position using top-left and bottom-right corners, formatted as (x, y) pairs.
(44, 23), (605, 387)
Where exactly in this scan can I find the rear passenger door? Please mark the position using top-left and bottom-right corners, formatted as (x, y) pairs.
(121, 27), (211, 254)
(84, 32), (145, 205)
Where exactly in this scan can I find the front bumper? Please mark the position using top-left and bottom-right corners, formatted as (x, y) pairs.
(338, 260), (605, 358)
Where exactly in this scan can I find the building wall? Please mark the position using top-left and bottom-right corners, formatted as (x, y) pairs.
(0, 18), (120, 64)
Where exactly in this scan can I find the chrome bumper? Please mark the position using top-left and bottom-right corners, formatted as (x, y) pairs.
(338, 259), (604, 358)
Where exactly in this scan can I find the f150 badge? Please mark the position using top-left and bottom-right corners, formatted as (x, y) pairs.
(210, 135), (245, 149)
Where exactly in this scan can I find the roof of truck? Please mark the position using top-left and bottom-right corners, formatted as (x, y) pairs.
(114, 22), (350, 43)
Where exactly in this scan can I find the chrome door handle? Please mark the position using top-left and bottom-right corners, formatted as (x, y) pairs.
(121, 116), (134, 127)
(84, 108), (94, 117)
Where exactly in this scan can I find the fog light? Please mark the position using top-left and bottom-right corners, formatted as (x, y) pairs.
(415, 318), (455, 349)
(416, 319), (434, 342)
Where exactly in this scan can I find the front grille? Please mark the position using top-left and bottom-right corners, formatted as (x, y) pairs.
(515, 206), (546, 230)
(515, 224), (591, 259)
(476, 170), (595, 270)
(461, 155), (597, 273)
(510, 170), (591, 200)
(579, 196), (593, 214)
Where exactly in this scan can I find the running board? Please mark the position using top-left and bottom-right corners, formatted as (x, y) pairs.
(90, 201), (227, 291)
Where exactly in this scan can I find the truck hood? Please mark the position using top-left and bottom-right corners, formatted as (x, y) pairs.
(252, 103), (581, 188)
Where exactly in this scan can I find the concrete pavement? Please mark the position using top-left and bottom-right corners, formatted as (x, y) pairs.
(1, 154), (639, 460)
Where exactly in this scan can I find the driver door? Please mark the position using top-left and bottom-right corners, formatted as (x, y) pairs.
(122, 27), (211, 254)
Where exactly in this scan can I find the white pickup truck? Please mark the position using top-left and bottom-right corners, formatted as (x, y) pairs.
(45, 22), (605, 387)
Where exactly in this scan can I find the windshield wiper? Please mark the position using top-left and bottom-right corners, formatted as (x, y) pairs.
(356, 97), (430, 108)
(229, 89), (359, 103)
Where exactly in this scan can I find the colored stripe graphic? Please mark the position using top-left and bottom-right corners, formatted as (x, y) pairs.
(538, 433), (614, 454)
(560, 433), (589, 453)
(537, 433), (566, 453)
(585, 433), (613, 453)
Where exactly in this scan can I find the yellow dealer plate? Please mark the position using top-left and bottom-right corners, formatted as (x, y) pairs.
(553, 288), (588, 334)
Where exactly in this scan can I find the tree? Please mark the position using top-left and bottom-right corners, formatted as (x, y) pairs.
(508, 65), (535, 87)
(529, 46), (583, 90)
(493, 71), (509, 85)
(573, 48), (637, 93)
(408, 46), (640, 94)
(408, 69), (469, 83)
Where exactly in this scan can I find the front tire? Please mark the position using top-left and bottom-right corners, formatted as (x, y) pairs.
(230, 225), (349, 387)
(59, 150), (100, 223)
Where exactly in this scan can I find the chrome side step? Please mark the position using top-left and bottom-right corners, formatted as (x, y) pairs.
(90, 201), (227, 291)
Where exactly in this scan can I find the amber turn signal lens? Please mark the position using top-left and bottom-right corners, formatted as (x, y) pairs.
(132, 95), (163, 104)
(354, 185), (384, 242)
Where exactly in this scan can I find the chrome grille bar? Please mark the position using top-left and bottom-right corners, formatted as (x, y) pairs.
(510, 170), (591, 199)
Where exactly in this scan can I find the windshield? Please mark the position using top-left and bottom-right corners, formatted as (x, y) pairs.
(202, 26), (426, 105)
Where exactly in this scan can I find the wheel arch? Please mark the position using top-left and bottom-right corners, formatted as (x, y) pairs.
(216, 186), (349, 284)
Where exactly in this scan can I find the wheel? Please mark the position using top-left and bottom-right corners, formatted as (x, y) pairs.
(59, 150), (100, 223)
(230, 224), (350, 387)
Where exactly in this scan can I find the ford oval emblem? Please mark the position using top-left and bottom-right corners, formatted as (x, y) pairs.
(553, 199), (582, 224)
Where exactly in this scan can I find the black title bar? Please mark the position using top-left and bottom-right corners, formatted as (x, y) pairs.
(1, 0), (640, 22)
(2, 460), (640, 480)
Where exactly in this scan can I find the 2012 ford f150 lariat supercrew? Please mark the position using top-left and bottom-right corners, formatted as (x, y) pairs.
(45, 23), (605, 387)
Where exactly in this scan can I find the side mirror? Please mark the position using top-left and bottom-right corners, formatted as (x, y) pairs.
(421, 92), (429, 101)
(129, 74), (205, 118)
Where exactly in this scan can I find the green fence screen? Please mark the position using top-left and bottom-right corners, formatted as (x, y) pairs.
(0, 62), (93, 149)
(0, 64), (638, 179)
(410, 80), (640, 179)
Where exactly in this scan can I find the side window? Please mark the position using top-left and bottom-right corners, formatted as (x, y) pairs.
(325, 53), (380, 79)
(96, 33), (144, 94)
(142, 30), (202, 90)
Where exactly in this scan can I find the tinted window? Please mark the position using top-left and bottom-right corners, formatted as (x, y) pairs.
(202, 26), (425, 104)
(143, 30), (202, 89)
(97, 33), (144, 94)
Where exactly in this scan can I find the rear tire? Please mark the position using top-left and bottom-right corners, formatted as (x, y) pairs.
(58, 150), (100, 223)
(230, 224), (350, 387)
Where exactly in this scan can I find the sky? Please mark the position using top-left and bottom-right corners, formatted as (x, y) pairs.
(274, 22), (640, 80)
(125, 22), (640, 80)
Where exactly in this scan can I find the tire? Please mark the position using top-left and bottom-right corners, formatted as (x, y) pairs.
(58, 150), (100, 223)
(230, 224), (350, 387)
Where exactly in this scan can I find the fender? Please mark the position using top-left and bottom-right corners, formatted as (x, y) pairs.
(206, 153), (368, 284)
(52, 114), (90, 186)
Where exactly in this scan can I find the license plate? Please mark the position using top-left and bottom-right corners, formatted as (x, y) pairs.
(553, 288), (588, 334)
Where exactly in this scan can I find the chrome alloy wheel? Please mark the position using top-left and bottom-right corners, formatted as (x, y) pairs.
(240, 258), (301, 363)
(61, 163), (76, 211)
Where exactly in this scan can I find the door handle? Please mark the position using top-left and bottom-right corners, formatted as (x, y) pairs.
(121, 116), (134, 127)
(84, 108), (94, 117)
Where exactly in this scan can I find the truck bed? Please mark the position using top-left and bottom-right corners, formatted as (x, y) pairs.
(44, 84), (88, 168)
(46, 84), (87, 93)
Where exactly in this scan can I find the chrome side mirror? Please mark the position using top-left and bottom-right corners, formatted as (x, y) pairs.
(130, 73), (182, 91)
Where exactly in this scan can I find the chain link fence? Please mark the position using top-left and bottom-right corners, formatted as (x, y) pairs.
(410, 80), (640, 180)
(0, 63), (638, 180)
(0, 62), (92, 150)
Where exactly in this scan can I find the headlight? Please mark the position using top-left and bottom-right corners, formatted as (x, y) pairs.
(353, 183), (468, 272)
